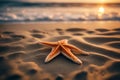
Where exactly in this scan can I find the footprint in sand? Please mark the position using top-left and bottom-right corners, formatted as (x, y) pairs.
(113, 28), (120, 31)
(30, 29), (48, 34)
(30, 29), (41, 33)
(55, 74), (64, 80)
(30, 29), (48, 39)
(31, 33), (45, 38)
(97, 31), (120, 35)
(72, 33), (83, 36)
(85, 30), (95, 34)
(95, 28), (110, 32)
(96, 28), (120, 35)
(56, 28), (63, 32)
(66, 27), (97, 35)
(30, 29), (47, 38)
(65, 28), (88, 36)
(10, 34), (25, 40)
(56, 28), (64, 35)
(84, 37), (120, 45)
(66, 28), (87, 32)
(72, 71), (87, 80)
(2, 31), (15, 35)
(5, 74), (24, 80)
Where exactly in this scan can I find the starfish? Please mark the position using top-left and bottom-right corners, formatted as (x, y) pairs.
(40, 39), (89, 64)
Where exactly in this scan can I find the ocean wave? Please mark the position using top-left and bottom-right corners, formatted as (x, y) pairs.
(0, 11), (120, 23)
(0, 3), (120, 23)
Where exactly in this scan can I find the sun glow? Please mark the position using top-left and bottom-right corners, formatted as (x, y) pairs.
(98, 6), (105, 18)
(98, 7), (104, 14)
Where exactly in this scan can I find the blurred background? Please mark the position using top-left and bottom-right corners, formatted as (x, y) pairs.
(0, 0), (120, 23)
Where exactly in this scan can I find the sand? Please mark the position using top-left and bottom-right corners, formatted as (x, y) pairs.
(0, 21), (120, 80)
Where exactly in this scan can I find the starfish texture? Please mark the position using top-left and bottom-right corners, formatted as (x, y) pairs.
(40, 39), (89, 64)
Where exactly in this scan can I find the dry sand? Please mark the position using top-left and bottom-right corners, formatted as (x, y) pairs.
(0, 22), (120, 80)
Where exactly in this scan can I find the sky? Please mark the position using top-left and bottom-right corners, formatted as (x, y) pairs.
(1, 0), (120, 3)
(25, 0), (120, 3)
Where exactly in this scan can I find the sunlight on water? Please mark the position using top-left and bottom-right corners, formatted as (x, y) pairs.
(0, 2), (120, 23)
(98, 7), (104, 13)
(98, 6), (105, 18)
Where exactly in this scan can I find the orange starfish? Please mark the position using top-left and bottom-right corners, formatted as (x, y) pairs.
(40, 39), (89, 64)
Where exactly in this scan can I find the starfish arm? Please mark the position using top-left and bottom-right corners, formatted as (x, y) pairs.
(40, 41), (58, 46)
(45, 45), (60, 63)
(64, 44), (89, 55)
(60, 45), (82, 64)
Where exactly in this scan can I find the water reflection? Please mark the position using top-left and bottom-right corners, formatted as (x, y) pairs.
(98, 6), (105, 18)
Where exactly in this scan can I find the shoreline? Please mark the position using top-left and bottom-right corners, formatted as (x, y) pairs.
(0, 21), (120, 24)
(1, 21), (120, 28)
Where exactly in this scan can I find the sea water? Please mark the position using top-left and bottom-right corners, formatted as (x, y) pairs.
(0, 1), (120, 23)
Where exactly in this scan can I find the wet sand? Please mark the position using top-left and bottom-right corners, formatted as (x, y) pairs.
(0, 22), (120, 80)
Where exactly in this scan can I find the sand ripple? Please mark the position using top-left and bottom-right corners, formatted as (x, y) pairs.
(0, 24), (120, 80)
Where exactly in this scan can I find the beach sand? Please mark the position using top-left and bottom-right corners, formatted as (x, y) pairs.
(0, 22), (120, 80)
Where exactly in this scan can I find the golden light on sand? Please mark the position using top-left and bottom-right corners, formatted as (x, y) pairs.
(98, 6), (105, 18)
